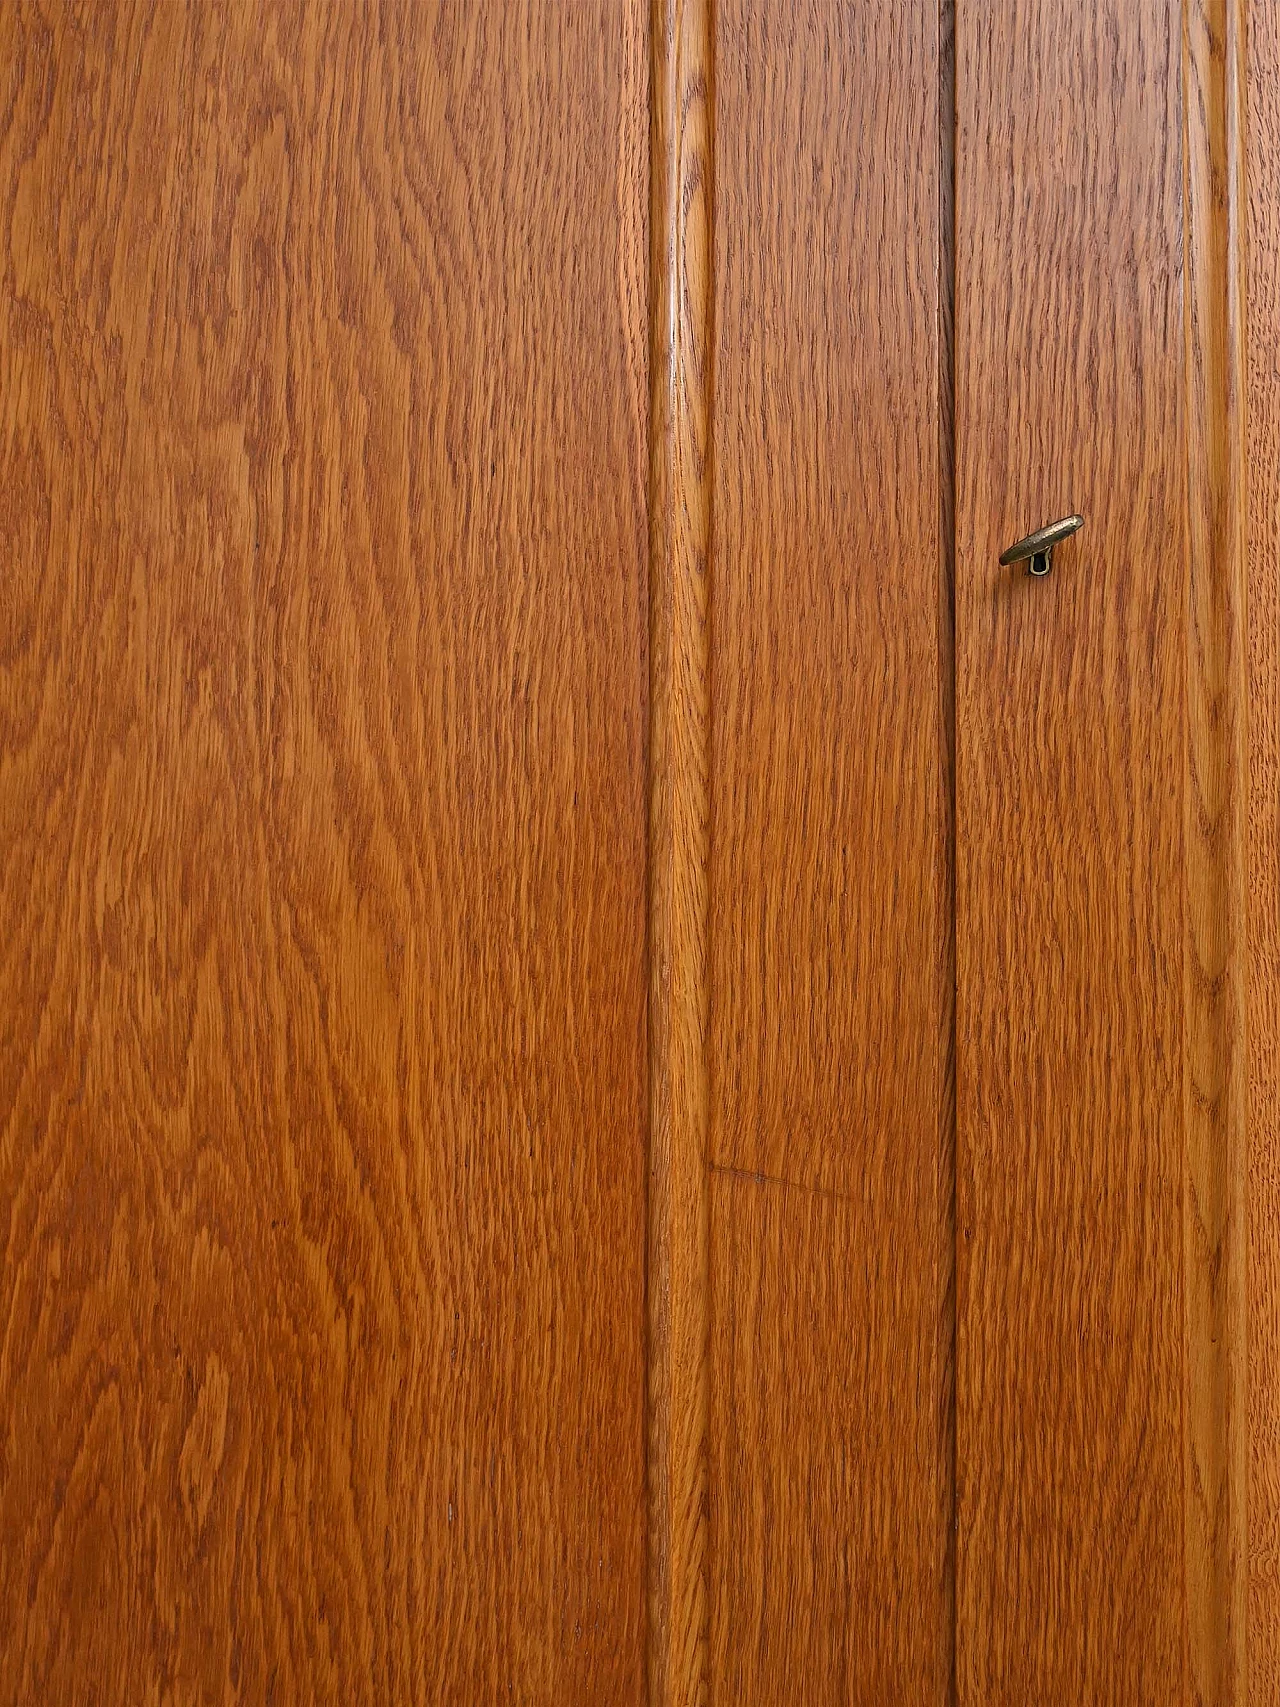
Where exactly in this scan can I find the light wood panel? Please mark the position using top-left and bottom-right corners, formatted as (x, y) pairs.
(708, 0), (949, 1696)
(647, 2), (713, 1705)
(955, 0), (1188, 1698)
(1183, 0), (1249, 1699)
(0, 3), (649, 1701)
(1247, 0), (1280, 1693)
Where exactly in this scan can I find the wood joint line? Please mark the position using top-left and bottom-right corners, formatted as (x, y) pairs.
(646, 3), (715, 1706)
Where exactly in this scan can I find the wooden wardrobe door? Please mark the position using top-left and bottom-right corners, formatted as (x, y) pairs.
(955, 0), (1248, 1699)
(0, 5), (649, 1701)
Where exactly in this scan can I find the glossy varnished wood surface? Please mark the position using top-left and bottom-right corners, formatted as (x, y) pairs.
(1182, 0), (1249, 1699)
(1248, 0), (1280, 1692)
(0, 4), (649, 1701)
(955, 0), (1188, 1699)
(708, 0), (949, 1697)
(647, 2), (713, 1704)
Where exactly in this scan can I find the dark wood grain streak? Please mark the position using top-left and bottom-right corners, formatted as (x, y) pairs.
(0, 4), (650, 1701)
(707, 0), (947, 1696)
(955, 0), (1188, 1698)
(1183, 0), (1249, 1697)
(1246, 0), (1280, 1693)
(647, 2), (713, 1704)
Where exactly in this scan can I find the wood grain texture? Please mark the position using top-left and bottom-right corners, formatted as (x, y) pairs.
(708, 0), (948, 1695)
(709, 1172), (944, 1704)
(1247, 0), (1280, 1692)
(647, 2), (713, 1705)
(1183, 0), (1249, 1697)
(954, 0), (1188, 1699)
(0, 3), (650, 1702)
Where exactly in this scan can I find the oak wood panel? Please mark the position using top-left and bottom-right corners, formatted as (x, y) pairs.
(647, 2), (714, 1704)
(1182, 0), (1249, 1698)
(708, 0), (949, 1696)
(955, 1), (1188, 1699)
(1247, 0), (1280, 1692)
(708, 1172), (943, 1705)
(710, 0), (944, 1199)
(0, 3), (649, 1702)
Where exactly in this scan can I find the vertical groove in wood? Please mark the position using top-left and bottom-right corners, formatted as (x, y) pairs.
(647, 3), (714, 1706)
(1246, 0), (1280, 1693)
(937, 1), (958, 1701)
(1183, 0), (1250, 1698)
